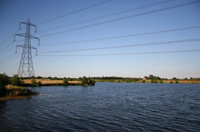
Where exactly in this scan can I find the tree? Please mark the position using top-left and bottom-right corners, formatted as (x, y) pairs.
(0, 74), (10, 96)
(172, 77), (177, 80)
(63, 78), (68, 85)
(31, 79), (37, 85)
(149, 75), (154, 80)
(81, 76), (88, 85)
(11, 75), (21, 86)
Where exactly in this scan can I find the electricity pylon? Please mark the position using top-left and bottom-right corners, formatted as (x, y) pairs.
(14, 18), (40, 78)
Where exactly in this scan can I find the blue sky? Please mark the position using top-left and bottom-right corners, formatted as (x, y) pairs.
(0, 0), (200, 78)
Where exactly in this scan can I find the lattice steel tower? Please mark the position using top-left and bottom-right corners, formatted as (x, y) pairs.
(14, 18), (40, 78)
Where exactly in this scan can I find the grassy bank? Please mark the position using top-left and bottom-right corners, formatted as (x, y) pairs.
(94, 79), (200, 84)
(0, 85), (38, 101)
(22, 78), (200, 85)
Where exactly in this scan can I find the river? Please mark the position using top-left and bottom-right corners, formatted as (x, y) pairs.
(0, 82), (200, 132)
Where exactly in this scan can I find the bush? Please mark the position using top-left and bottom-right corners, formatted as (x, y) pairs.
(170, 81), (173, 84)
(63, 78), (68, 85)
(38, 81), (42, 86)
(142, 80), (146, 83)
(159, 80), (163, 83)
(31, 79), (37, 85)
(11, 75), (21, 86)
(0, 74), (10, 96)
(151, 80), (158, 83)
(175, 80), (179, 84)
(88, 80), (95, 86)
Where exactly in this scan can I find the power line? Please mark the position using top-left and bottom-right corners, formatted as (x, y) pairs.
(37, 0), (172, 33)
(40, 25), (200, 46)
(36, 0), (111, 25)
(0, 62), (19, 70)
(39, 38), (200, 53)
(0, 53), (15, 63)
(0, 54), (20, 64)
(0, 41), (14, 53)
(37, 49), (200, 57)
(39, 0), (200, 38)
(0, 29), (19, 46)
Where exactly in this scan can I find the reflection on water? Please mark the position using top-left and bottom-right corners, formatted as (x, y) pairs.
(0, 83), (200, 132)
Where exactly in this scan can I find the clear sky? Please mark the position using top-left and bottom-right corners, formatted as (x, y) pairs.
(0, 0), (200, 79)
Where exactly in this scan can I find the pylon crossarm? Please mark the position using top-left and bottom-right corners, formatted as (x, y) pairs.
(29, 24), (37, 33)
(30, 35), (40, 45)
(15, 33), (26, 37)
(19, 21), (37, 32)
(15, 45), (24, 53)
(14, 33), (25, 42)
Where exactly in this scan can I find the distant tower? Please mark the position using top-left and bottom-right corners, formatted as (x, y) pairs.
(14, 18), (40, 78)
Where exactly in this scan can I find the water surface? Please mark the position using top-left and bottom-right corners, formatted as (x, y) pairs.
(0, 83), (200, 132)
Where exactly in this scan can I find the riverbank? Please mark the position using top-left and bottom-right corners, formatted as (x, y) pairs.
(22, 79), (200, 85)
(94, 79), (200, 84)
(22, 79), (95, 86)
(0, 85), (38, 101)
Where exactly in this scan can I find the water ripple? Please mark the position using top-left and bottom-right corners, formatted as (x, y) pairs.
(0, 83), (200, 132)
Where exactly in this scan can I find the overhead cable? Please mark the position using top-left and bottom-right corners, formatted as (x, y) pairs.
(39, 0), (200, 38)
(0, 29), (19, 46)
(0, 42), (14, 53)
(37, 0), (172, 33)
(39, 38), (200, 53)
(37, 49), (200, 57)
(0, 62), (19, 70)
(0, 53), (15, 63)
(40, 26), (200, 46)
(0, 54), (20, 64)
(36, 0), (111, 25)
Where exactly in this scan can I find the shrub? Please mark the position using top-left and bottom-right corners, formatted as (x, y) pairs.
(11, 75), (21, 86)
(88, 80), (95, 86)
(38, 81), (42, 86)
(63, 78), (68, 85)
(0, 74), (10, 96)
(31, 79), (37, 85)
